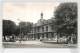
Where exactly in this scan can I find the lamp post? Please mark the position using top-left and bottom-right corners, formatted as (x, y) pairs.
(17, 19), (22, 43)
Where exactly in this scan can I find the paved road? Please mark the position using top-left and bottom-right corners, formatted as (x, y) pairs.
(3, 41), (77, 48)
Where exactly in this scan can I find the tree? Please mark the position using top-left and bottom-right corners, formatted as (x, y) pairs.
(3, 20), (17, 40)
(15, 22), (33, 36)
(54, 3), (77, 33)
(55, 3), (77, 24)
(54, 3), (77, 43)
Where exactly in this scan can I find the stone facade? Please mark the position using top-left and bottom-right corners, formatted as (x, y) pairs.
(27, 13), (57, 41)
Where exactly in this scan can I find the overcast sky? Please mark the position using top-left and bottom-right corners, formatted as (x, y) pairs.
(3, 1), (60, 25)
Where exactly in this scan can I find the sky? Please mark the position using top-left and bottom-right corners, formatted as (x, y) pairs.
(3, 1), (60, 25)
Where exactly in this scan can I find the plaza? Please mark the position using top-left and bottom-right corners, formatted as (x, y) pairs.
(3, 41), (77, 48)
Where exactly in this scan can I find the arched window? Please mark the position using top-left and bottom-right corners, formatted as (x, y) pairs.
(46, 26), (48, 31)
(42, 26), (44, 32)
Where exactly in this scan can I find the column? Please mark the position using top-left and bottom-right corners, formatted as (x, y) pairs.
(52, 33), (54, 40)
(27, 35), (29, 40)
(42, 34), (44, 39)
(48, 33), (50, 40)
(50, 33), (52, 40)
(51, 32), (53, 40)
(31, 35), (32, 40)
(33, 34), (35, 40)
(44, 34), (47, 39)
(38, 34), (40, 39)
(46, 33), (48, 39)
(34, 34), (35, 40)
(32, 34), (34, 40)
(40, 34), (42, 39)
(35, 34), (38, 40)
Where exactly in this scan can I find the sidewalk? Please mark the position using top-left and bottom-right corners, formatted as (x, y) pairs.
(3, 41), (77, 48)
(3, 40), (42, 44)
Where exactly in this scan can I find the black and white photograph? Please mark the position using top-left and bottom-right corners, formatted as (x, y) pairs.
(2, 2), (77, 48)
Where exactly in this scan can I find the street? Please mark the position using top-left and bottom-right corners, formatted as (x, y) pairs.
(3, 41), (77, 48)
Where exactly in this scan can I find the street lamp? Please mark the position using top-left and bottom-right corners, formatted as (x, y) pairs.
(17, 19), (22, 43)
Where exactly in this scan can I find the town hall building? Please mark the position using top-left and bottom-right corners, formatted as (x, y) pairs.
(27, 12), (57, 41)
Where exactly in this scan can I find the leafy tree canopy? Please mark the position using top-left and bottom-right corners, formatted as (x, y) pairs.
(54, 3), (77, 35)
(3, 20), (17, 36)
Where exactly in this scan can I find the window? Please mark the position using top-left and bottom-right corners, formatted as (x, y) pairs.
(34, 27), (36, 32)
(42, 26), (44, 32)
(46, 26), (48, 31)
(37, 27), (39, 32)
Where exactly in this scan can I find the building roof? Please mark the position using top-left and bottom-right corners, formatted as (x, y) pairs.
(32, 13), (56, 27)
